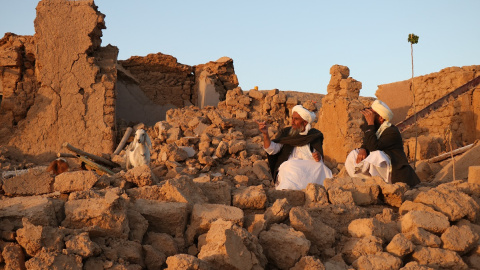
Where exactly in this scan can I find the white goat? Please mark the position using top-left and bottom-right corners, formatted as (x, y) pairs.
(125, 129), (152, 170)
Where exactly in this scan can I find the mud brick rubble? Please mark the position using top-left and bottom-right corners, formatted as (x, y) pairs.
(1, 0), (480, 269)
(1, 86), (480, 270)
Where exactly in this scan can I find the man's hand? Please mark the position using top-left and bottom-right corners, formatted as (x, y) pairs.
(361, 108), (375, 125)
(255, 120), (268, 135)
(356, 148), (367, 163)
(312, 151), (321, 162)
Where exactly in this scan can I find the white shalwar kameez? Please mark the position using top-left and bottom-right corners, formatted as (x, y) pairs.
(345, 149), (392, 184)
(265, 135), (332, 190)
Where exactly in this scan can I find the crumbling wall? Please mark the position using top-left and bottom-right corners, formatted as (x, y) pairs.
(315, 65), (372, 166)
(118, 54), (239, 121)
(377, 66), (480, 125)
(0, 33), (38, 143)
(119, 53), (195, 108)
(6, 0), (118, 159)
(377, 66), (480, 160)
(195, 57), (239, 108)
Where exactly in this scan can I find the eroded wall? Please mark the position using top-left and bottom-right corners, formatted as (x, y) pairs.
(118, 54), (239, 121)
(377, 66), (480, 159)
(5, 0), (118, 159)
(315, 65), (373, 166)
(0, 33), (38, 142)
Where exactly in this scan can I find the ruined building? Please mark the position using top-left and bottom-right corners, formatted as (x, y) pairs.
(0, 0), (238, 161)
(2, 1), (480, 269)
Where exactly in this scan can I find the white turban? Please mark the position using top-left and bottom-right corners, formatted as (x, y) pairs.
(292, 105), (316, 124)
(371, 100), (393, 122)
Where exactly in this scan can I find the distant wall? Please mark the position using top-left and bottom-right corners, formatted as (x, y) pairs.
(119, 53), (196, 108)
(119, 54), (239, 121)
(376, 65), (480, 159)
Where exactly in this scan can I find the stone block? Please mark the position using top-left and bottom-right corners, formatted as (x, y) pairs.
(16, 220), (64, 257)
(379, 183), (407, 207)
(131, 199), (188, 237)
(198, 219), (266, 270)
(290, 256), (325, 270)
(259, 223), (310, 270)
(441, 225), (479, 254)
(1, 242), (26, 270)
(196, 180), (232, 205)
(159, 176), (208, 208)
(25, 249), (83, 270)
(143, 245), (166, 270)
(468, 166), (480, 184)
(289, 207), (336, 250)
(264, 198), (291, 226)
(185, 203), (244, 244)
(62, 194), (129, 238)
(124, 164), (157, 187)
(304, 183), (329, 207)
(399, 200), (438, 215)
(404, 227), (442, 248)
(400, 210), (450, 234)
(127, 208), (149, 242)
(252, 160), (271, 180)
(413, 186), (479, 222)
(352, 252), (402, 270)
(341, 236), (383, 264)
(65, 232), (101, 258)
(228, 139), (247, 154)
(165, 254), (210, 270)
(2, 168), (54, 196)
(53, 170), (98, 193)
(386, 233), (415, 257)
(144, 232), (177, 257)
(328, 188), (355, 206)
(0, 196), (59, 227)
(348, 218), (398, 242)
(267, 189), (305, 206)
(232, 185), (267, 210)
(411, 246), (468, 270)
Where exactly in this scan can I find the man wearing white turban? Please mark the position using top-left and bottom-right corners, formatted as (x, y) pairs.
(345, 100), (420, 187)
(257, 105), (332, 190)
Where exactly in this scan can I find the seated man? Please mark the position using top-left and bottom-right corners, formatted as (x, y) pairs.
(345, 100), (420, 187)
(257, 105), (332, 190)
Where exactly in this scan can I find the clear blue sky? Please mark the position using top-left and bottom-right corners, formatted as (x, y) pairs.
(1, 0), (479, 98)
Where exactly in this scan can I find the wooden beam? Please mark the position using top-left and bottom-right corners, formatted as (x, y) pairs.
(113, 127), (133, 155)
(427, 143), (476, 163)
(62, 142), (117, 168)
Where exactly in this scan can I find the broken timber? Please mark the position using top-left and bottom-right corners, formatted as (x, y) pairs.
(397, 76), (480, 132)
(427, 142), (476, 163)
(62, 142), (117, 168)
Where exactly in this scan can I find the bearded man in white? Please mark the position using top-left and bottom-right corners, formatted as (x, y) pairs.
(257, 105), (332, 190)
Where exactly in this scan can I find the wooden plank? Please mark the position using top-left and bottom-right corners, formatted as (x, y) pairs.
(113, 127), (133, 155)
(427, 143), (475, 163)
(78, 156), (115, 175)
(62, 142), (117, 168)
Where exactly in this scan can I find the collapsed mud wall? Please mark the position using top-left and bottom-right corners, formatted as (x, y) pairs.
(117, 55), (238, 125)
(119, 53), (195, 108)
(377, 66), (480, 160)
(315, 65), (374, 166)
(0, 33), (38, 143)
(3, 0), (118, 159)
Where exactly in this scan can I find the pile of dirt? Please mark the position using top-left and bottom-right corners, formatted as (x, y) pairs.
(1, 87), (479, 270)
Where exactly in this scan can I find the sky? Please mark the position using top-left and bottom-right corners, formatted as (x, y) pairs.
(1, 0), (479, 98)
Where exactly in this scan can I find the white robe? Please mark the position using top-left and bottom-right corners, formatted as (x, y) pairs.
(265, 141), (332, 190)
(345, 149), (392, 184)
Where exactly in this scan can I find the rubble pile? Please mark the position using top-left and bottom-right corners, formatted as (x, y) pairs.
(1, 86), (480, 270)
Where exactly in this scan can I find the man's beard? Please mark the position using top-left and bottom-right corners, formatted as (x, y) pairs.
(289, 126), (302, 136)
